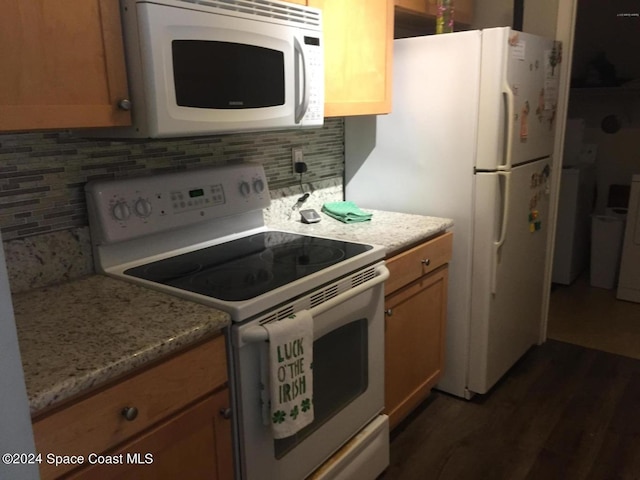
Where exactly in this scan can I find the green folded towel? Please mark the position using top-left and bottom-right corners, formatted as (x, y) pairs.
(321, 201), (373, 223)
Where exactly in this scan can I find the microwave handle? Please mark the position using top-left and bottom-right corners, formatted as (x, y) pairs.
(294, 36), (310, 123)
(241, 265), (390, 344)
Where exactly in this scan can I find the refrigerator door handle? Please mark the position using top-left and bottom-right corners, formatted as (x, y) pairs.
(498, 82), (514, 171)
(492, 170), (511, 294)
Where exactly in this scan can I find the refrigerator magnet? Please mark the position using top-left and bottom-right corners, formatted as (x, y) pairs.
(520, 101), (530, 140)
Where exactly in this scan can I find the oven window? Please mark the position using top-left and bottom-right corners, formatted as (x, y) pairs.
(172, 40), (285, 109)
(274, 319), (368, 459)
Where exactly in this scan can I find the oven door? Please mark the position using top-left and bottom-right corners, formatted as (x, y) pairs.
(230, 264), (388, 480)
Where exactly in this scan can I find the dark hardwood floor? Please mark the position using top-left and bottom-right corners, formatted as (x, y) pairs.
(381, 340), (640, 480)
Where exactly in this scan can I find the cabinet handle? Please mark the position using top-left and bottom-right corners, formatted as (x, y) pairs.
(121, 406), (138, 421)
(220, 407), (232, 420)
(421, 258), (431, 266)
(118, 98), (132, 111)
(385, 308), (393, 317)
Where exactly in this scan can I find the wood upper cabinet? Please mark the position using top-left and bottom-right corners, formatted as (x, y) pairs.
(384, 232), (452, 430)
(32, 336), (232, 480)
(0, 0), (131, 132)
(307, 0), (393, 116)
(394, 0), (474, 35)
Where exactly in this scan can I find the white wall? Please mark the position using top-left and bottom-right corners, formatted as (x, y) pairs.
(471, 0), (513, 28)
(523, 0), (559, 38)
(472, 0), (560, 35)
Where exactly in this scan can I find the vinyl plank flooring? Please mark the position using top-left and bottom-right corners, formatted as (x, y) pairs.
(547, 274), (640, 360)
(381, 340), (640, 480)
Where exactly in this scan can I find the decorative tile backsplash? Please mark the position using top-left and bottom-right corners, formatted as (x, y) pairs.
(0, 118), (344, 240)
(4, 178), (344, 294)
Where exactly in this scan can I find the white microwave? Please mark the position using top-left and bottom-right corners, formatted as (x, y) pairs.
(101, 0), (324, 138)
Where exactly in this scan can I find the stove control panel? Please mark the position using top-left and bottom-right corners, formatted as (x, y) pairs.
(86, 163), (270, 244)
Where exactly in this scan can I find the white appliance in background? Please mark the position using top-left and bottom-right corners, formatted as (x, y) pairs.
(553, 116), (596, 284)
(617, 174), (640, 302)
(0, 234), (39, 480)
(85, 163), (389, 480)
(88, 0), (324, 138)
(345, 28), (560, 398)
(552, 163), (596, 284)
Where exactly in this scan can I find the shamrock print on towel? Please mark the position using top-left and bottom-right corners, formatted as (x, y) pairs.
(272, 410), (286, 424)
(290, 405), (299, 420)
(301, 398), (312, 413)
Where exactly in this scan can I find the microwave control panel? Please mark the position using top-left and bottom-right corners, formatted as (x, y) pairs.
(301, 35), (324, 125)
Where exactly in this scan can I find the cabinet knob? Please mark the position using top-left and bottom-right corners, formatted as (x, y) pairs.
(118, 98), (132, 111)
(421, 258), (431, 266)
(219, 407), (232, 420)
(121, 406), (138, 421)
(385, 308), (393, 317)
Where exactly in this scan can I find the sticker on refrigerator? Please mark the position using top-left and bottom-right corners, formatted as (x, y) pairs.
(520, 101), (530, 140)
(544, 44), (561, 110)
(509, 33), (525, 61)
(536, 89), (545, 119)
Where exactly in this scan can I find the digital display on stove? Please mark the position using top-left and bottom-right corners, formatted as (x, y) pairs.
(189, 188), (204, 198)
(124, 231), (373, 301)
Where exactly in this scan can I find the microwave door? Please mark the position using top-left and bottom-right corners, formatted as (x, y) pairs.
(135, 1), (320, 137)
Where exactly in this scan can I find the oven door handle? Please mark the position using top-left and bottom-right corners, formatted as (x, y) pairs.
(241, 265), (390, 344)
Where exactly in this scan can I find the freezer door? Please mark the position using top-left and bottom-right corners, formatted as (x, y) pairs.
(476, 28), (560, 171)
(468, 159), (551, 394)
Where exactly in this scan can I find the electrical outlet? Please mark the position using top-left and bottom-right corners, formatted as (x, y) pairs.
(291, 147), (303, 173)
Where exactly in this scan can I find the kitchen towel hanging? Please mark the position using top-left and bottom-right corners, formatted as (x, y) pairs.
(262, 312), (314, 439)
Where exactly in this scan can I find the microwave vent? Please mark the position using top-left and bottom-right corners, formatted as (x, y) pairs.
(180, 0), (321, 28)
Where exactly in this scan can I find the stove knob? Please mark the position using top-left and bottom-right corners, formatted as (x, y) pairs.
(253, 178), (265, 194)
(134, 198), (152, 218)
(112, 201), (131, 221)
(239, 181), (251, 197)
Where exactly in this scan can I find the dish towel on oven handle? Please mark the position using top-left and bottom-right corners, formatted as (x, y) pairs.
(261, 311), (314, 439)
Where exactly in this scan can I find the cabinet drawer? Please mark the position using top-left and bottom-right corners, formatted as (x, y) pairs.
(385, 231), (452, 294)
(33, 335), (227, 480)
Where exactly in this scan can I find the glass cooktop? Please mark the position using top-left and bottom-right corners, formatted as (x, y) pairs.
(124, 231), (372, 301)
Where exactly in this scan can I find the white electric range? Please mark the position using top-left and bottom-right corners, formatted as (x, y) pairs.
(85, 163), (390, 480)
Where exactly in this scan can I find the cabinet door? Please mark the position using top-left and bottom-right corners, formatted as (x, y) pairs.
(307, 0), (393, 116)
(384, 266), (448, 430)
(0, 0), (131, 131)
(394, 0), (433, 15)
(68, 389), (233, 480)
(394, 0), (473, 27)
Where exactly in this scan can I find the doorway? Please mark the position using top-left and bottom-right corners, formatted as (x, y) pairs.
(547, 0), (640, 358)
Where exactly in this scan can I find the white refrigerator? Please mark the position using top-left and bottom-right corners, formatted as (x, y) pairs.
(345, 28), (560, 398)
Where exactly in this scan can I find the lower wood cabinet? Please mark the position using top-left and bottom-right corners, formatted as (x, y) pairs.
(32, 335), (232, 480)
(67, 389), (233, 480)
(384, 232), (452, 430)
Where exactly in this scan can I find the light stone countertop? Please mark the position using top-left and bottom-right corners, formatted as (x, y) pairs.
(268, 208), (454, 256)
(12, 275), (230, 415)
(11, 202), (452, 416)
